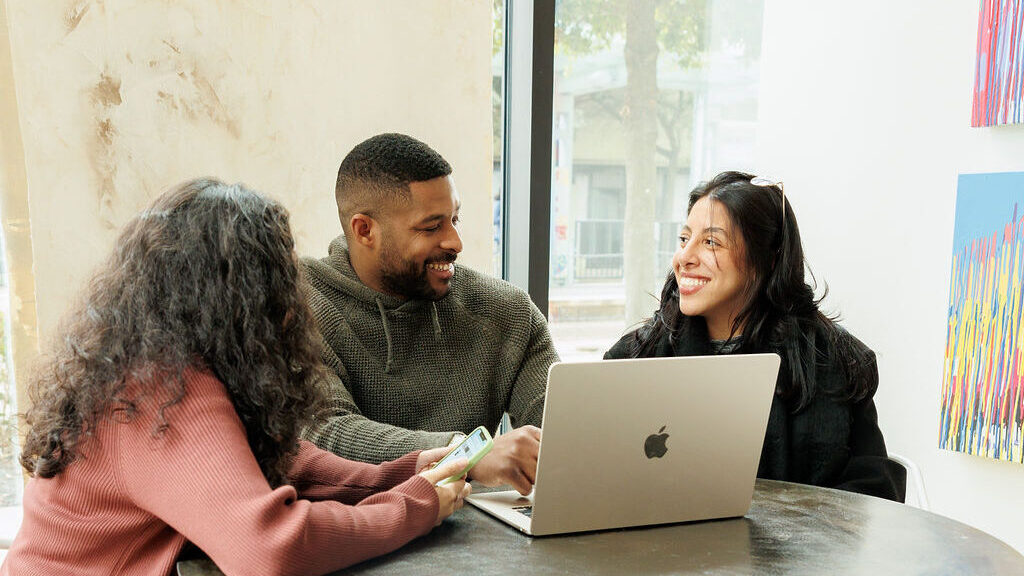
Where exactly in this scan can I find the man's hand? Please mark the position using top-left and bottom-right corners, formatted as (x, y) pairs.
(466, 425), (541, 495)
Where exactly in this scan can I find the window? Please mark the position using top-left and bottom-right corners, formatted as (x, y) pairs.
(546, 0), (766, 361)
(0, 209), (20, 507)
(491, 0), (506, 277)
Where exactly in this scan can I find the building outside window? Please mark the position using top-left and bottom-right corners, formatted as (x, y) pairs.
(543, 0), (765, 361)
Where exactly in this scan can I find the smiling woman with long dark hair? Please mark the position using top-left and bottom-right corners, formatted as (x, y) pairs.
(2, 179), (470, 576)
(606, 171), (905, 501)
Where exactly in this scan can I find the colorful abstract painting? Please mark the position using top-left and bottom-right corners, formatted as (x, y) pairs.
(939, 173), (1024, 462)
(971, 0), (1024, 126)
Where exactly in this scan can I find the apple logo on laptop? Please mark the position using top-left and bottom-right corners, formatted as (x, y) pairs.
(644, 426), (669, 458)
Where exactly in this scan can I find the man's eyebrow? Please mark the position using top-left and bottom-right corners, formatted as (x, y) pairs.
(414, 214), (445, 226)
(415, 203), (460, 225)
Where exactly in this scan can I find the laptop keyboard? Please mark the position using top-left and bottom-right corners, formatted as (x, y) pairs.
(512, 505), (534, 518)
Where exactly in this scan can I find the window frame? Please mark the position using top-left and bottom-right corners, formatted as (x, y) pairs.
(500, 0), (555, 316)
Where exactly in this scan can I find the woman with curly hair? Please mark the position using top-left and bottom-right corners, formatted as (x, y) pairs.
(606, 171), (905, 501)
(2, 179), (470, 576)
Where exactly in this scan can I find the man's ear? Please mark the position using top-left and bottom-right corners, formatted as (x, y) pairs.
(349, 213), (377, 248)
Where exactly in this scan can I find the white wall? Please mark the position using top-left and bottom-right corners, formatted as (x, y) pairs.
(757, 0), (1024, 553)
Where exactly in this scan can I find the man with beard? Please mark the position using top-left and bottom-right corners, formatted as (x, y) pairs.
(301, 133), (558, 495)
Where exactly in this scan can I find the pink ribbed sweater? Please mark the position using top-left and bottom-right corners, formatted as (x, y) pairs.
(1, 370), (439, 576)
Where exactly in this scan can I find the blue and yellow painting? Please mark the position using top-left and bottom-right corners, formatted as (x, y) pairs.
(939, 172), (1024, 462)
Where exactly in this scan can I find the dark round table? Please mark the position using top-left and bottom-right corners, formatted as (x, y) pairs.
(178, 479), (1024, 575)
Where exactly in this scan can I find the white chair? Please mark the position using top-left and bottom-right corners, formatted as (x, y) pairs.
(888, 452), (930, 510)
(0, 504), (23, 548)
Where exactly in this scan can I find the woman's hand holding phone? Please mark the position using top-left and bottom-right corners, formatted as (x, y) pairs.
(417, 459), (472, 525)
(415, 446), (453, 473)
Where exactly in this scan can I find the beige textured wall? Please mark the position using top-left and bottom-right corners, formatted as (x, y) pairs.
(3, 0), (493, 355)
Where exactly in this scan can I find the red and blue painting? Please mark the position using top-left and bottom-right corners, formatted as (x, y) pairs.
(972, 0), (1024, 126)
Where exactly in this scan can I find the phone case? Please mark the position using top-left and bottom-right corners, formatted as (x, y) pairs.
(436, 425), (494, 485)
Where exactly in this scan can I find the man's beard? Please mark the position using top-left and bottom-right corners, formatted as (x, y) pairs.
(378, 239), (456, 301)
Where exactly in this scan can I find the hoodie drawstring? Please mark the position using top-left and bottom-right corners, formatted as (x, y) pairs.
(430, 302), (443, 341)
(376, 299), (395, 374)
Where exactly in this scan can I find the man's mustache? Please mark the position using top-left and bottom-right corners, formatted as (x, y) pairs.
(427, 252), (457, 265)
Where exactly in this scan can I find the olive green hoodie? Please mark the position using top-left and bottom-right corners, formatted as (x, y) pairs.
(301, 235), (558, 463)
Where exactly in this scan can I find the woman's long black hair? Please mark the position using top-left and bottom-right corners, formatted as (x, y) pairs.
(628, 171), (875, 410)
(20, 178), (327, 487)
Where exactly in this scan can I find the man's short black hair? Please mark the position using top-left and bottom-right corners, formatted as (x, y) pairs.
(335, 133), (452, 234)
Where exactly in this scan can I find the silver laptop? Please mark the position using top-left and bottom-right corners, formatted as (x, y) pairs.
(467, 354), (780, 536)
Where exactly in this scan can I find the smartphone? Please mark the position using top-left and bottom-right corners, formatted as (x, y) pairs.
(431, 426), (493, 486)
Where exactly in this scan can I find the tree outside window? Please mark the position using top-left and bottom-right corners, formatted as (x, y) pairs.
(547, 0), (764, 360)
